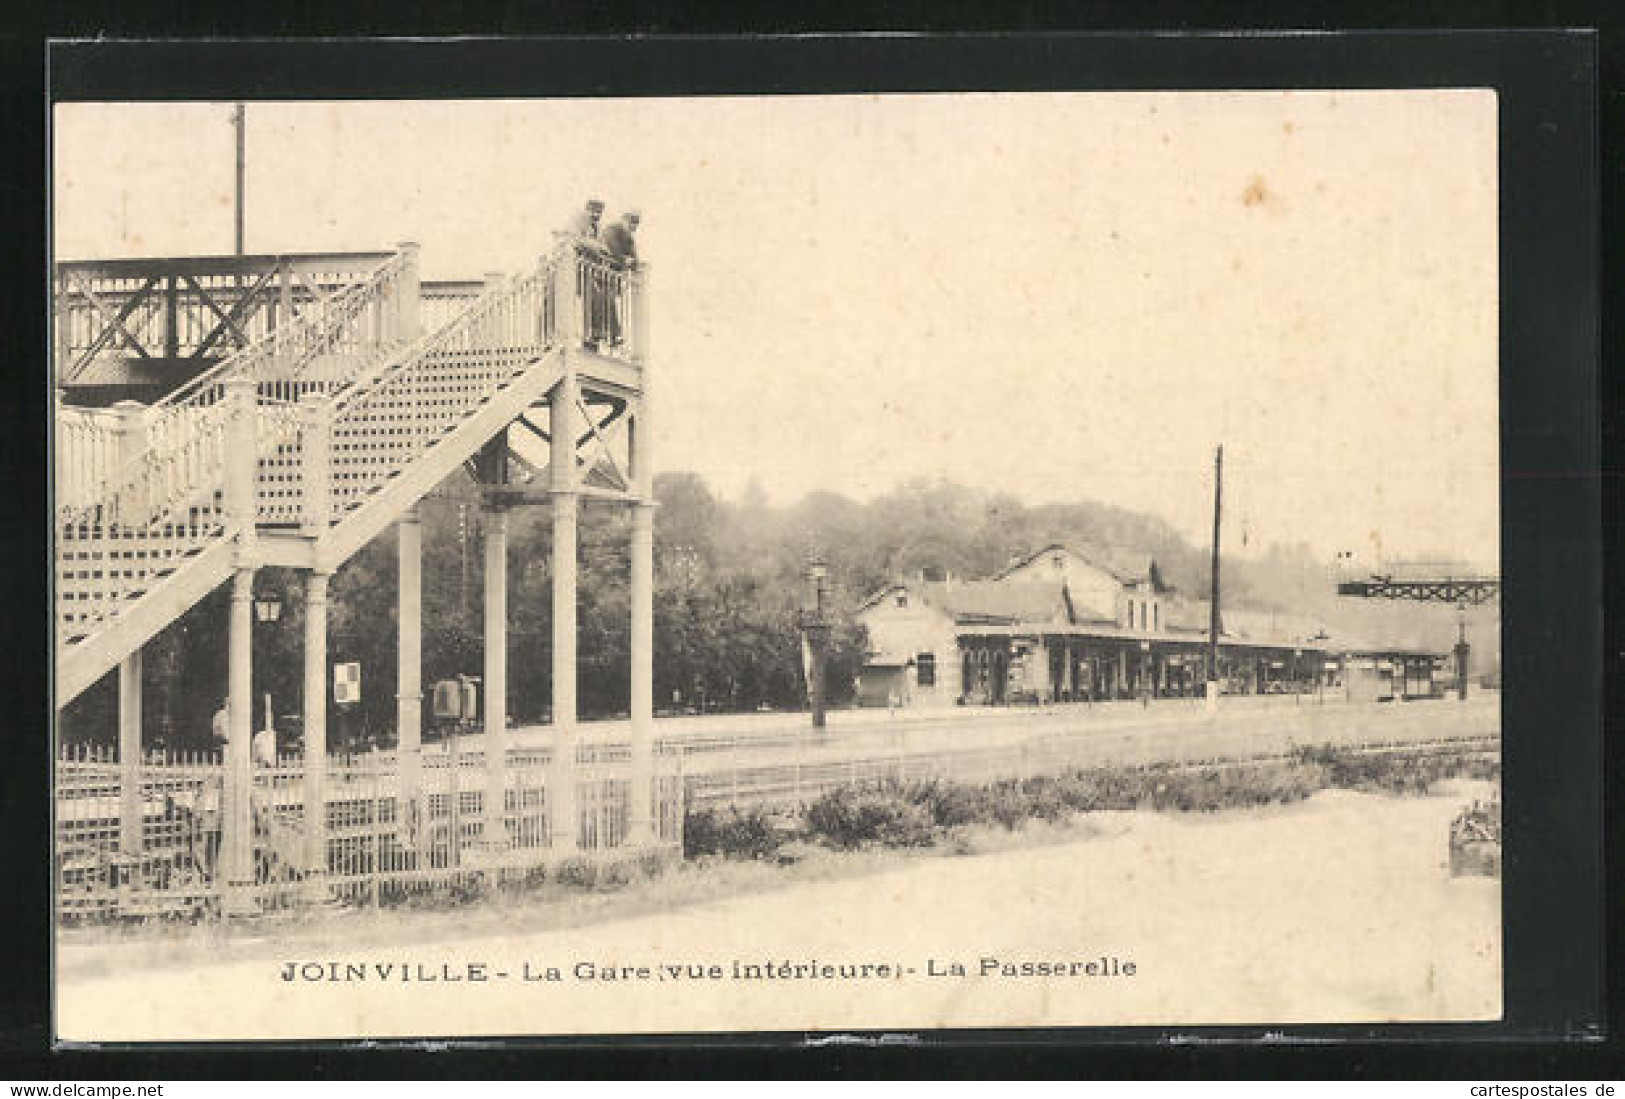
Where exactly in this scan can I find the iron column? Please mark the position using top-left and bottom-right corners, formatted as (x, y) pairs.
(482, 505), (509, 856)
(397, 507), (423, 834)
(550, 375), (581, 852)
(117, 651), (143, 856)
(222, 567), (256, 915)
(627, 260), (656, 843)
(302, 569), (330, 895)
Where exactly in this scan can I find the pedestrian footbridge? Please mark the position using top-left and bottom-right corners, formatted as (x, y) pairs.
(54, 233), (665, 918)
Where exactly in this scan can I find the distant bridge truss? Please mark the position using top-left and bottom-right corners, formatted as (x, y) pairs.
(1335, 577), (1500, 605)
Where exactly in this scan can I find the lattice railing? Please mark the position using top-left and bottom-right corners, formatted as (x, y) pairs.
(158, 249), (412, 410)
(572, 246), (642, 364)
(253, 398), (310, 526)
(55, 252), (398, 381)
(421, 279), (484, 334)
(56, 251), (417, 648)
(327, 260), (557, 516)
(60, 250), (411, 532)
(57, 520), (233, 644)
(54, 403), (233, 645)
(56, 239), (645, 666)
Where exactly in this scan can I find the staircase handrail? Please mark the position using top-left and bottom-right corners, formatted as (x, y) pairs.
(157, 249), (411, 411)
(319, 253), (561, 514)
(61, 250), (411, 530)
(331, 251), (558, 419)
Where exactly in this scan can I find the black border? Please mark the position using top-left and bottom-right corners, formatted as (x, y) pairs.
(2, 30), (1609, 1077)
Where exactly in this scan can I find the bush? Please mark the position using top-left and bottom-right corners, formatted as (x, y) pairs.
(634, 850), (670, 879)
(1048, 767), (1154, 812)
(804, 784), (937, 849)
(553, 857), (599, 888)
(683, 806), (786, 861)
(1293, 745), (1500, 795)
(600, 859), (642, 887)
(911, 780), (996, 829)
(677, 747), (1502, 867)
(1015, 775), (1074, 823)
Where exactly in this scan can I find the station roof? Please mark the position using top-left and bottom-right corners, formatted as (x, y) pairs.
(915, 579), (1071, 626)
(992, 542), (1168, 589)
(860, 546), (1467, 658)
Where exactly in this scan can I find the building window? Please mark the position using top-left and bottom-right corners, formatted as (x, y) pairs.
(1153, 603), (1159, 632)
(916, 652), (936, 687)
(895, 592), (907, 608)
(1139, 602), (1148, 631)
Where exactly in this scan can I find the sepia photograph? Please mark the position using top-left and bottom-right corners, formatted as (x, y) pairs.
(51, 85), (1505, 1042)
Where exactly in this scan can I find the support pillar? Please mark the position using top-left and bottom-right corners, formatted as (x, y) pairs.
(482, 507), (509, 855)
(628, 278), (657, 842)
(220, 378), (259, 915)
(631, 261), (651, 367)
(163, 276), (180, 359)
(113, 400), (149, 479)
(397, 508), (423, 835)
(550, 376), (580, 853)
(550, 493), (579, 851)
(627, 502), (655, 843)
(395, 241), (421, 344)
(302, 570), (330, 893)
(223, 378), (258, 536)
(277, 260), (293, 350)
(299, 394), (333, 536)
(53, 278), (67, 387)
(118, 651), (143, 855)
(222, 567), (256, 915)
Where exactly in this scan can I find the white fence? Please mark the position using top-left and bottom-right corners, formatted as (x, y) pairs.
(56, 696), (1497, 924)
(56, 745), (224, 922)
(55, 741), (683, 922)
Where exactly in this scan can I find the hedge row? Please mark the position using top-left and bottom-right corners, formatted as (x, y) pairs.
(682, 746), (1499, 861)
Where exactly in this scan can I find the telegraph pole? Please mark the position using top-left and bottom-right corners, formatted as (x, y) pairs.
(459, 502), (472, 619)
(1206, 444), (1223, 712)
(232, 103), (246, 256)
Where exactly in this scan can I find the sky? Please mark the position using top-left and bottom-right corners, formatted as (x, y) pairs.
(52, 92), (1499, 571)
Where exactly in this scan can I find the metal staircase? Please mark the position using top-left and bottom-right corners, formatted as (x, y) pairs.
(55, 240), (633, 709)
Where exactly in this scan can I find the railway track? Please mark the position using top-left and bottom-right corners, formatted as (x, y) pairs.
(677, 700), (1500, 811)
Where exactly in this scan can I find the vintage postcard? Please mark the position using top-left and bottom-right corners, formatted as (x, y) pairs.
(51, 87), (1502, 1042)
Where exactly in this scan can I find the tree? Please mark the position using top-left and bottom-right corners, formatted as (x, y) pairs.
(67, 467), (1371, 749)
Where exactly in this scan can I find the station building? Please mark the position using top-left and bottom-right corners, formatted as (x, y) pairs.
(855, 544), (1453, 708)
